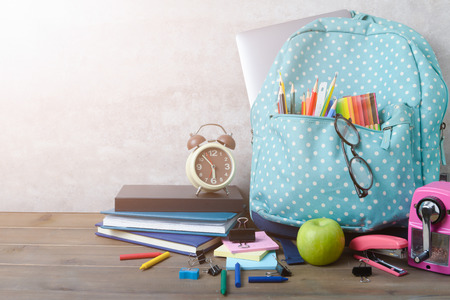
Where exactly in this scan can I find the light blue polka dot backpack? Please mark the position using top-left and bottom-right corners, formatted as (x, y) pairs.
(250, 11), (448, 236)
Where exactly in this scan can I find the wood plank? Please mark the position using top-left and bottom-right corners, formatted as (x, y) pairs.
(0, 263), (448, 298)
(0, 244), (207, 268)
(1, 213), (450, 298)
(0, 212), (102, 228)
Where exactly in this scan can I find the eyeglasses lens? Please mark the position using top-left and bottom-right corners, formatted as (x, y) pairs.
(350, 157), (373, 189)
(335, 118), (359, 145)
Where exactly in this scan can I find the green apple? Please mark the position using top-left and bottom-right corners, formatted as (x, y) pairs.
(296, 218), (345, 266)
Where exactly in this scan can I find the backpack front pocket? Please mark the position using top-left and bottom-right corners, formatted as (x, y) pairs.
(250, 104), (415, 232)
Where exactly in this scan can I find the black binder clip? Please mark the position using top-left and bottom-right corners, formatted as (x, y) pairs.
(228, 217), (256, 248)
(352, 260), (372, 283)
(206, 262), (222, 276)
(188, 250), (207, 267)
(267, 255), (292, 277)
(199, 257), (222, 276)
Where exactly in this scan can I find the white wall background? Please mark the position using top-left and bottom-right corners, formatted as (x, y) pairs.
(1, 0), (449, 212)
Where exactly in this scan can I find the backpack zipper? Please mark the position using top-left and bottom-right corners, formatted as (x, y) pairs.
(381, 126), (392, 150)
(440, 122), (447, 165)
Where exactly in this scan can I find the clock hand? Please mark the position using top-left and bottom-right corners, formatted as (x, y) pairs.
(207, 168), (212, 181)
(211, 164), (216, 180)
(202, 154), (214, 167)
(203, 152), (217, 182)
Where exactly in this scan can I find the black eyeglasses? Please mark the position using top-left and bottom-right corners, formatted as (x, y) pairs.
(334, 114), (373, 198)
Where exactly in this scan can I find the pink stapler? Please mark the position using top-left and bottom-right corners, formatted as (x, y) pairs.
(349, 234), (408, 277)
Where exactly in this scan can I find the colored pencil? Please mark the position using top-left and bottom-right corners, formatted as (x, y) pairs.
(307, 78), (319, 116)
(320, 72), (338, 116)
(290, 83), (295, 114)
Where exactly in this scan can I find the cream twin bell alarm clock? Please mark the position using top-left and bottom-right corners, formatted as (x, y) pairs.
(186, 123), (236, 196)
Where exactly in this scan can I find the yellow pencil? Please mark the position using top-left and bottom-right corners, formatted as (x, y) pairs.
(321, 72), (338, 116)
(278, 72), (286, 96)
(139, 251), (170, 271)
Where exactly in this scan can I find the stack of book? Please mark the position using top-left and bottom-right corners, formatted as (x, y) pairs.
(96, 185), (246, 256)
(214, 231), (280, 270)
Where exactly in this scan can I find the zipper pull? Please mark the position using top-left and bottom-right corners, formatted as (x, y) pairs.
(440, 123), (446, 165)
(381, 126), (392, 150)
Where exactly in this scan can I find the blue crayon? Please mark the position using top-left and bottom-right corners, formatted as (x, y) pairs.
(235, 263), (241, 288)
(248, 276), (288, 283)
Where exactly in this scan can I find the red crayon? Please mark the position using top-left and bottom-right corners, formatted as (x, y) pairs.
(120, 252), (163, 261)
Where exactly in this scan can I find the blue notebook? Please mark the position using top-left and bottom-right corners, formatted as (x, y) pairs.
(100, 210), (243, 236)
(101, 209), (238, 221)
(226, 251), (277, 270)
(100, 224), (232, 237)
(96, 224), (221, 256)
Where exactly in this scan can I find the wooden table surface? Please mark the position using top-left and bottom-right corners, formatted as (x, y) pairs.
(1, 212), (449, 299)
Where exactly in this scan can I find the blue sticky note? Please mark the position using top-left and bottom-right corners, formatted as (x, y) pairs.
(226, 251), (277, 270)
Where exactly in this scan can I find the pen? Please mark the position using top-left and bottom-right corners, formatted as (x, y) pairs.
(278, 85), (287, 114)
(120, 252), (163, 260)
(221, 269), (227, 295)
(248, 276), (289, 283)
(314, 81), (328, 116)
(139, 251), (170, 271)
(235, 262), (241, 288)
(290, 83), (295, 114)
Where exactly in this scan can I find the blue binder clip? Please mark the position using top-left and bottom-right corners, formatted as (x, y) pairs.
(179, 268), (199, 280)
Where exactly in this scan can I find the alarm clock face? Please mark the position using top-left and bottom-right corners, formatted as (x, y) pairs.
(192, 144), (235, 189)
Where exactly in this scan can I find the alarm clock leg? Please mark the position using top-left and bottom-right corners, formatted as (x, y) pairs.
(196, 186), (202, 196)
(224, 187), (230, 196)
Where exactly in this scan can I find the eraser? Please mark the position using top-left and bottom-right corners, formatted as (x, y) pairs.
(179, 268), (200, 280)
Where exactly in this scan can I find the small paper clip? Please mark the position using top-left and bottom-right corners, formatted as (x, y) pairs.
(352, 259), (372, 283)
(228, 217), (256, 248)
(188, 250), (207, 267)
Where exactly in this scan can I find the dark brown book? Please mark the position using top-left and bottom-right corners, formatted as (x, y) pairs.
(114, 185), (246, 212)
